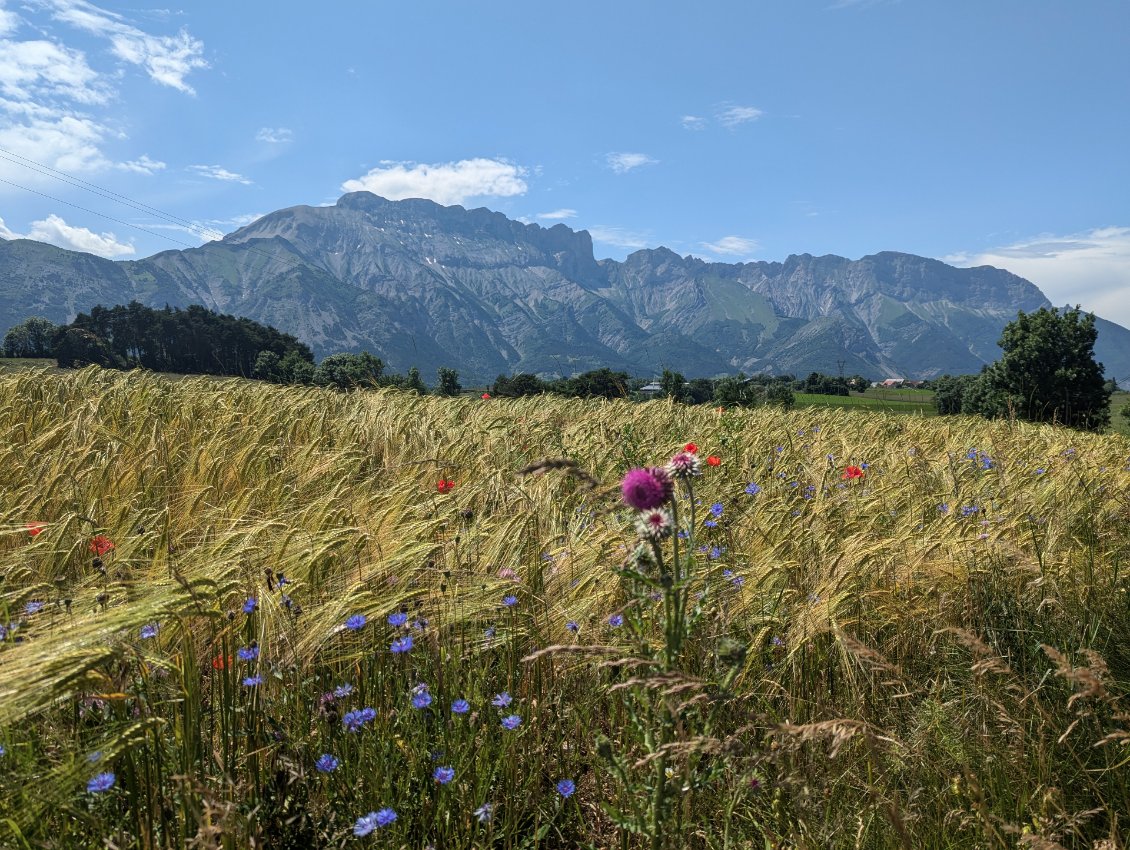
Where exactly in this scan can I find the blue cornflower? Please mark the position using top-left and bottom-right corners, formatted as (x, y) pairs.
(557, 778), (576, 798)
(412, 690), (433, 710)
(139, 623), (159, 640)
(484, 626), (496, 638)
(708, 546), (723, 559)
(353, 808), (396, 835)
(87, 772), (116, 793)
(342, 707), (375, 731)
(1035, 468), (1046, 475)
(608, 614), (623, 627)
(390, 635), (413, 654)
(276, 573), (287, 586)
(434, 766), (455, 784)
(344, 614), (367, 631)
(491, 692), (512, 708)
(565, 620), (579, 633)
(24, 601), (44, 615)
(315, 754), (339, 773)
(0, 745), (5, 757)
(474, 803), (494, 823)
(387, 611), (408, 627)
(237, 645), (259, 661)
(501, 714), (522, 730)
(242, 597), (257, 614)
(413, 617), (429, 630)
(452, 698), (470, 714)
(88, 750), (102, 762)
(731, 575), (745, 589)
(710, 502), (723, 518)
(333, 683), (353, 699)
(502, 595), (518, 608)
(938, 503), (950, 514)
(242, 675), (263, 687)
(703, 519), (718, 528)
(375, 808), (396, 827)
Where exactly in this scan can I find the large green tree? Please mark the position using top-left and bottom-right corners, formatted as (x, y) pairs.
(984, 306), (1110, 431)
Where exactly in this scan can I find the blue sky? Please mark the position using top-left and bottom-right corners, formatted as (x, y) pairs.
(2, 0), (1129, 324)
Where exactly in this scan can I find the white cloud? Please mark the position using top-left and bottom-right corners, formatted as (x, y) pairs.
(0, 215), (21, 239)
(681, 115), (706, 130)
(716, 104), (763, 127)
(0, 37), (108, 104)
(256, 126), (292, 144)
(117, 153), (165, 174)
(0, 1), (19, 36)
(605, 152), (658, 174)
(19, 213), (134, 256)
(45, 0), (208, 94)
(587, 225), (652, 251)
(188, 164), (252, 184)
(0, 111), (111, 179)
(700, 235), (760, 258)
(942, 226), (1130, 329)
(537, 208), (576, 221)
(341, 157), (528, 205)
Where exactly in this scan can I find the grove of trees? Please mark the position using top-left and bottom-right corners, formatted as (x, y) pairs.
(933, 306), (1111, 431)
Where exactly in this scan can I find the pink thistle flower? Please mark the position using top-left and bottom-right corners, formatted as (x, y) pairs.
(620, 467), (673, 510)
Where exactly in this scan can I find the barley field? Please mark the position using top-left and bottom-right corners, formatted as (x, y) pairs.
(1, 367), (1128, 849)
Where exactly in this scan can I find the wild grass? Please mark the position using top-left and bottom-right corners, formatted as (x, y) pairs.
(1, 367), (1128, 848)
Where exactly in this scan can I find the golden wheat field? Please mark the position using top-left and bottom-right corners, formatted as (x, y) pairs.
(1, 366), (1128, 849)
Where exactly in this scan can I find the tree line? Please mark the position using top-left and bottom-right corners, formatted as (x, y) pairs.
(3, 303), (1120, 430)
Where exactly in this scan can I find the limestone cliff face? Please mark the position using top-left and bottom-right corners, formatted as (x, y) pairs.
(2, 193), (1127, 383)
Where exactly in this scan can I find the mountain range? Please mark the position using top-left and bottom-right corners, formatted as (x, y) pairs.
(2, 192), (1128, 384)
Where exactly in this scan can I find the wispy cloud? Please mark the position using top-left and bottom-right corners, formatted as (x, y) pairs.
(942, 226), (1130, 329)
(256, 126), (292, 144)
(117, 154), (165, 174)
(716, 104), (763, 127)
(605, 152), (658, 174)
(341, 158), (528, 205)
(536, 208), (576, 221)
(2, 212), (135, 256)
(681, 115), (706, 131)
(0, 3), (20, 36)
(587, 225), (652, 251)
(44, 0), (208, 94)
(700, 235), (760, 258)
(188, 164), (252, 184)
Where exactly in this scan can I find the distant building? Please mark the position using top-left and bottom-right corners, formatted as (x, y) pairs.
(880, 378), (906, 388)
(639, 382), (663, 395)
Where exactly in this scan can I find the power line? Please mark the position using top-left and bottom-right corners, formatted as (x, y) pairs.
(0, 146), (225, 241)
(0, 177), (202, 249)
(0, 149), (312, 274)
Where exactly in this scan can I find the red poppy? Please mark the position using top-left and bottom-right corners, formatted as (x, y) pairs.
(481, 393), (491, 399)
(89, 535), (115, 556)
(842, 465), (865, 480)
(25, 522), (45, 538)
(706, 456), (721, 467)
(436, 479), (455, 493)
(684, 442), (698, 454)
(211, 653), (230, 670)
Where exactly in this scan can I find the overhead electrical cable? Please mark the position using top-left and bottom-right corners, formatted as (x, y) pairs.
(0, 148), (312, 273)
